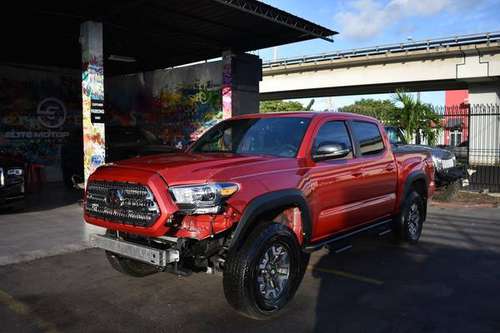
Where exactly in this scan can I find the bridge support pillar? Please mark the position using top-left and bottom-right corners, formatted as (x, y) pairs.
(222, 52), (262, 117)
(467, 82), (500, 166)
(468, 82), (500, 105)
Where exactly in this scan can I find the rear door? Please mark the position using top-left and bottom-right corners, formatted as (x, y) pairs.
(349, 121), (398, 225)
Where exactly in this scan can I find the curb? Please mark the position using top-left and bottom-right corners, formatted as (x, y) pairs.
(430, 201), (498, 209)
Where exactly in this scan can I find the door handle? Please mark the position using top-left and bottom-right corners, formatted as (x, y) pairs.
(385, 164), (396, 171)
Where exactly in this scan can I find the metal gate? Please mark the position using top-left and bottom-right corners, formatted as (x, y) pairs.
(435, 104), (500, 192)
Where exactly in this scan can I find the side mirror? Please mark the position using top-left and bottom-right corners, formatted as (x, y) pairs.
(313, 143), (350, 161)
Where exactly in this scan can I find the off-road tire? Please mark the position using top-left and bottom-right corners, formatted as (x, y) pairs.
(105, 251), (160, 277)
(393, 191), (425, 243)
(223, 222), (309, 320)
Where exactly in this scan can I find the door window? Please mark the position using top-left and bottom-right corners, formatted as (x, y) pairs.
(313, 121), (353, 159)
(450, 130), (462, 147)
(351, 121), (385, 156)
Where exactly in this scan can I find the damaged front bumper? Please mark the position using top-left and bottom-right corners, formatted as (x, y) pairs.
(89, 233), (180, 267)
(435, 166), (467, 187)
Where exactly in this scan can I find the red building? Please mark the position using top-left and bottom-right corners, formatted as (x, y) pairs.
(444, 90), (469, 146)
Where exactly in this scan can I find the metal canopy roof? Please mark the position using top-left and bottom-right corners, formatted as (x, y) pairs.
(1, 0), (336, 75)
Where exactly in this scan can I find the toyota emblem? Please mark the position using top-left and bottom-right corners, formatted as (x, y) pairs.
(105, 189), (124, 208)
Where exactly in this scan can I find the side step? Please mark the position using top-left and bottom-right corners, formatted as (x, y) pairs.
(304, 219), (392, 252)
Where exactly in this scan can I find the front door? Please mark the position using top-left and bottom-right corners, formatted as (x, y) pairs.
(306, 120), (365, 240)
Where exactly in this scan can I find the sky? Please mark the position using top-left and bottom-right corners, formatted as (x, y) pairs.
(257, 0), (500, 110)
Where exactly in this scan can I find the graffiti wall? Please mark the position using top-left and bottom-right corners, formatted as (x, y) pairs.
(0, 65), (81, 181)
(106, 60), (224, 149)
(81, 22), (106, 182)
(0, 59), (228, 183)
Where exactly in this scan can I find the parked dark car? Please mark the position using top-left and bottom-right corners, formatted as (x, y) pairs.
(451, 140), (468, 162)
(384, 126), (465, 188)
(0, 151), (25, 210)
(61, 126), (177, 188)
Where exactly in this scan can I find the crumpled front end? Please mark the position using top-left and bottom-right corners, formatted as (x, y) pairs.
(83, 165), (241, 240)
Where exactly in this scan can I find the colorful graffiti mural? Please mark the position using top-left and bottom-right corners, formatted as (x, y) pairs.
(222, 53), (233, 120)
(81, 22), (106, 182)
(0, 66), (81, 180)
(106, 61), (225, 150)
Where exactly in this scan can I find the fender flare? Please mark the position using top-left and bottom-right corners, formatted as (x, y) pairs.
(401, 170), (429, 219)
(402, 170), (429, 200)
(228, 189), (313, 251)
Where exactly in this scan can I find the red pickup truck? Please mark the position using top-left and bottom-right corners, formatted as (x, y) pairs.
(85, 112), (435, 319)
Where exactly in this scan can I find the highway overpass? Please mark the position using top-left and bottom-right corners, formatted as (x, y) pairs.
(260, 32), (500, 105)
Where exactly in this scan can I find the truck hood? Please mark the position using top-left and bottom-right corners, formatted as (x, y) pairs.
(113, 152), (281, 185)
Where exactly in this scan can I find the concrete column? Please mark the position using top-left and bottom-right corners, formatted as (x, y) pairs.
(80, 21), (105, 183)
(468, 82), (500, 105)
(222, 52), (262, 117)
(467, 82), (500, 165)
(222, 51), (233, 119)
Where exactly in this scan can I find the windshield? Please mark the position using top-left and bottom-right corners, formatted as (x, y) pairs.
(190, 117), (311, 157)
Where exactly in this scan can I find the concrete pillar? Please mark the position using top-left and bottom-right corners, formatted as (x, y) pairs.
(80, 21), (105, 183)
(222, 51), (233, 119)
(222, 52), (262, 117)
(468, 83), (500, 105)
(467, 82), (500, 165)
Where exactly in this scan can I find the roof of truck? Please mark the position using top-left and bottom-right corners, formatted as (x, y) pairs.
(231, 111), (379, 122)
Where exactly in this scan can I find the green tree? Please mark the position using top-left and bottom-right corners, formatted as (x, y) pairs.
(339, 98), (399, 124)
(260, 100), (304, 113)
(392, 91), (442, 145)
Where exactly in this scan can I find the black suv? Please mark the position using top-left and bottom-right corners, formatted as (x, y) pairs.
(0, 152), (25, 210)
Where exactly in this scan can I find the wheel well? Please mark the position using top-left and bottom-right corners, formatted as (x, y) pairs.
(411, 179), (427, 201)
(409, 178), (428, 219)
(235, 205), (305, 248)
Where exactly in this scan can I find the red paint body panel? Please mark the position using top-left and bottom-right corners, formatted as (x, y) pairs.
(84, 112), (434, 243)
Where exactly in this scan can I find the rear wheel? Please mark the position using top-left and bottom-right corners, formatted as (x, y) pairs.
(223, 222), (309, 320)
(393, 191), (425, 243)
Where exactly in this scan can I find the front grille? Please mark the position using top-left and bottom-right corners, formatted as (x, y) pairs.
(85, 181), (160, 227)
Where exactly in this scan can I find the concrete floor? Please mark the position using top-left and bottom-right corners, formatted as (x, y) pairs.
(0, 189), (499, 332)
(0, 183), (103, 265)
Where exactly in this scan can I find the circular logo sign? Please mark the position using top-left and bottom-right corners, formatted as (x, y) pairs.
(37, 98), (67, 129)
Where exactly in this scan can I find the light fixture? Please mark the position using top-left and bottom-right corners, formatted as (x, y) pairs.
(108, 55), (137, 63)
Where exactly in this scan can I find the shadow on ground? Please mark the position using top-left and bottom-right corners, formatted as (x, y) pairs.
(0, 182), (82, 215)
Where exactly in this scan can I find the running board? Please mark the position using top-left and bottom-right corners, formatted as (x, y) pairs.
(304, 219), (392, 252)
(333, 244), (353, 254)
(378, 229), (392, 237)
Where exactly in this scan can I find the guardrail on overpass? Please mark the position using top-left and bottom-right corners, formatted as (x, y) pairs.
(263, 31), (500, 69)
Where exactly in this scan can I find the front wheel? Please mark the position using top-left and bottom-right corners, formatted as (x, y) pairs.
(393, 191), (425, 243)
(223, 222), (309, 320)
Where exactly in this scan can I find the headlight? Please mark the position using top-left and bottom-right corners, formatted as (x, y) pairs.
(431, 156), (443, 170)
(169, 183), (239, 214)
(7, 168), (23, 176)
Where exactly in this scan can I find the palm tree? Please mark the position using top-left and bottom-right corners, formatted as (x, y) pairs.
(393, 90), (442, 145)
